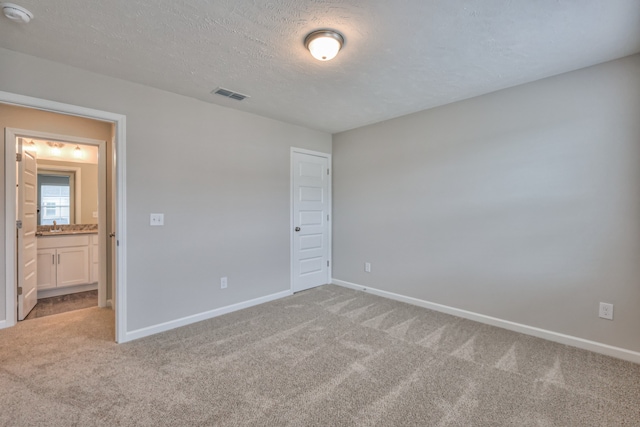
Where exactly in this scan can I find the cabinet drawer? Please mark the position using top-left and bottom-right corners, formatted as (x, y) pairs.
(38, 235), (90, 249)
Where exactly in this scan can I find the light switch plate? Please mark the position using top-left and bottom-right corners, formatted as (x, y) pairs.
(150, 213), (164, 226)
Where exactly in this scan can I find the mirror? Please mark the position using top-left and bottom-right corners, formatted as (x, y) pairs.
(36, 159), (98, 225)
(27, 139), (99, 226)
(37, 170), (75, 225)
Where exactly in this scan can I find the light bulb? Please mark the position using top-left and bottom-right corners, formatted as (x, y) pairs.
(73, 145), (83, 159)
(309, 37), (340, 61)
(51, 145), (61, 156)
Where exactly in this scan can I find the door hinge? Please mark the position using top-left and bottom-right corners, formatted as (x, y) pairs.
(327, 260), (330, 267)
(16, 153), (22, 162)
(17, 287), (23, 296)
(327, 168), (330, 175)
(16, 220), (22, 229)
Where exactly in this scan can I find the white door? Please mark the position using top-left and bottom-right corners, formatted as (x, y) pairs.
(17, 138), (38, 320)
(292, 151), (330, 292)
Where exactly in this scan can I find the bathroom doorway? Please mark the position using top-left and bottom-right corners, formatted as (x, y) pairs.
(20, 135), (106, 320)
(2, 96), (126, 342)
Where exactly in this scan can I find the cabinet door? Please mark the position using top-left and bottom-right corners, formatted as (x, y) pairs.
(57, 246), (90, 287)
(36, 248), (57, 290)
(90, 238), (99, 284)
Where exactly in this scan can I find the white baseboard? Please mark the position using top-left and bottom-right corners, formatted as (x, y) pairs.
(106, 299), (113, 308)
(332, 278), (640, 364)
(0, 319), (12, 330)
(121, 289), (293, 343)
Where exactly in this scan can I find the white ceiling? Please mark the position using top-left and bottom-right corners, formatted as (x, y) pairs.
(1, 1), (639, 133)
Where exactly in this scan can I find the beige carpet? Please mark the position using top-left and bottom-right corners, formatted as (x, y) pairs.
(1, 285), (638, 426)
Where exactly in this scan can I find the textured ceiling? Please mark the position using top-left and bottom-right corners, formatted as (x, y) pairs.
(1, 0), (639, 133)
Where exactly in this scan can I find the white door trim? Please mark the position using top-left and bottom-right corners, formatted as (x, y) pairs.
(290, 147), (332, 292)
(1, 90), (127, 343)
(7, 129), (107, 308)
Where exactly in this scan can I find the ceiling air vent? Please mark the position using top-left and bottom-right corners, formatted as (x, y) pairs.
(211, 87), (250, 101)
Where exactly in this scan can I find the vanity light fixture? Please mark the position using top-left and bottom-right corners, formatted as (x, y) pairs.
(1, 3), (33, 23)
(304, 29), (344, 61)
(47, 141), (64, 156)
(25, 139), (37, 153)
(73, 145), (83, 159)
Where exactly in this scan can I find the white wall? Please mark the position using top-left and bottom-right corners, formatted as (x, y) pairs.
(0, 47), (331, 332)
(333, 54), (640, 353)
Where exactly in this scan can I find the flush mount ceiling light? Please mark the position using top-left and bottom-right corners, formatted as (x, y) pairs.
(304, 29), (344, 61)
(1, 3), (33, 23)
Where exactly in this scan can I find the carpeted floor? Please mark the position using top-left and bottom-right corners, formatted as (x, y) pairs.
(1, 285), (638, 426)
(24, 289), (98, 320)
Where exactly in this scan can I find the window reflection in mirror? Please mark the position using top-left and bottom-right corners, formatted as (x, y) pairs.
(37, 171), (75, 225)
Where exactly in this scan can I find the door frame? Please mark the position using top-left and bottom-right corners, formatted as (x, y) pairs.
(7, 128), (108, 308)
(290, 147), (332, 293)
(1, 90), (127, 343)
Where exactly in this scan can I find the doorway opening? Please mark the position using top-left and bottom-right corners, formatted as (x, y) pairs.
(1, 93), (127, 342)
(13, 133), (108, 321)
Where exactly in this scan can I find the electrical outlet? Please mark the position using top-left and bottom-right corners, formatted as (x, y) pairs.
(150, 213), (164, 226)
(599, 302), (613, 320)
(221, 277), (228, 289)
(365, 262), (371, 273)
(92, 211), (98, 218)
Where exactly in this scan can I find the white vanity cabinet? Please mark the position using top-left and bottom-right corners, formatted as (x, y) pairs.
(37, 234), (94, 291)
(90, 234), (99, 284)
(36, 248), (58, 289)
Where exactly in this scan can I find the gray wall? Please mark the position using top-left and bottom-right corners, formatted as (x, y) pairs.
(0, 47), (331, 331)
(333, 54), (640, 352)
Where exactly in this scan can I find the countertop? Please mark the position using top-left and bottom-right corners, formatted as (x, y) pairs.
(36, 224), (98, 236)
(36, 229), (98, 236)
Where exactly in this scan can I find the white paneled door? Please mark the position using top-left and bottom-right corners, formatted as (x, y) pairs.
(292, 150), (331, 292)
(17, 138), (38, 320)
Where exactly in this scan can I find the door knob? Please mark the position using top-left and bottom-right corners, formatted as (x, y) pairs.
(109, 232), (116, 238)
(295, 227), (301, 232)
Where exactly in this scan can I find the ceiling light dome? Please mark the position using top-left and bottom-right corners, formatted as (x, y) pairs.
(304, 30), (344, 61)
